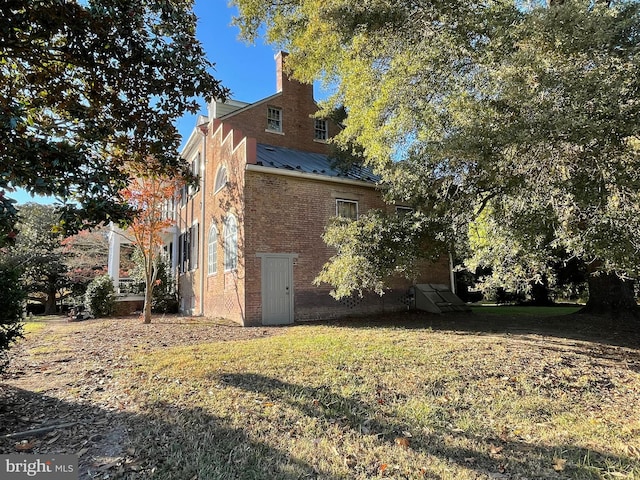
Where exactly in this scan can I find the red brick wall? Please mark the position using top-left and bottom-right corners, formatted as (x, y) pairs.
(243, 170), (451, 325)
(193, 124), (249, 324)
(220, 54), (336, 154)
(178, 52), (451, 326)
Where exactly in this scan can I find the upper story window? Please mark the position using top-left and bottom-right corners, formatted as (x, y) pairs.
(214, 165), (228, 193)
(267, 107), (282, 132)
(314, 119), (328, 141)
(189, 153), (201, 195)
(336, 199), (358, 220)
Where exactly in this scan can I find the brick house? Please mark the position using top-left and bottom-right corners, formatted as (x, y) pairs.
(110, 52), (452, 325)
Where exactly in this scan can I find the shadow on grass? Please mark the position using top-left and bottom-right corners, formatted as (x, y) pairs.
(306, 309), (640, 352)
(2, 375), (637, 480)
(222, 372), (637, 480)
(0, 386), (345, 480)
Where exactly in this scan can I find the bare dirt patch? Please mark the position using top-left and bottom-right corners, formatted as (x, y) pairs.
(0, 315), (281, 479)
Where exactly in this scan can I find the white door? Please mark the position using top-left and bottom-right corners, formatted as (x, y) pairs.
(261, 255), (294, 325)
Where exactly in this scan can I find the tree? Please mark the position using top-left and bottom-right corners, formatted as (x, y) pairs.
(0, 257), (25, 374)
(1, 0), (227, 234)
(233, 0), (640, 317)
(121, 164), (180, 324)
(12, 203), (66, 314)
(61, 227), (109, 298)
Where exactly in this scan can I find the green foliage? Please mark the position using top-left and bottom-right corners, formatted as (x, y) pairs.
(84, 274), (116, 318)
(131, 249), (177, 313)
(314, 211), (446, 298)
(234, 0), (640, 305)
(61, 227), (109, 297)
(1, 0), (228, 232)
(11, 203), (67, 314)
(0, 258), (25, 373)
(0, 190), (18, 247)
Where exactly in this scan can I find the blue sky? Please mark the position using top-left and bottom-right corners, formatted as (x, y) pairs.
(12, 0), (284, 205)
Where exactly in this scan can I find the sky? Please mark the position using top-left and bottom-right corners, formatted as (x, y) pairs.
(12, 0), (288, 205)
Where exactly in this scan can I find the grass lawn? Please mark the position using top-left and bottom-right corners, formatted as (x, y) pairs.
(470, 305), (583, 317)
(118, 312), (640, 480)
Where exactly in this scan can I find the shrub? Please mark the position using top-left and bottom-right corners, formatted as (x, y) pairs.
(0, 259), (25, 373)
(84, 274), (116, 317)
(130, 250), (177, 313)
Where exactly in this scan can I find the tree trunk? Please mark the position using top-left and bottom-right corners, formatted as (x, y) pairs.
(43, 282), (57, 315)
(143, 283), (153, 324)
(580, 272), (638, 318)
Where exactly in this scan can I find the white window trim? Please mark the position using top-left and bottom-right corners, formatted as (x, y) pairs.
(314, 119), (328, 141)
(267, 106), (282, 133)
(208, 224), (218, 276)
(189, 153), (201, 195)
(336, 199), (359, 220)
(189, 222), (199, 271)
(396, 206), (414, 215)
(224, 214), (238, 272)
(214, 165), (228, 194)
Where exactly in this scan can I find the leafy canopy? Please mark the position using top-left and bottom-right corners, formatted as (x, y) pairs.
(233, 0), (640, 298)
(1, 0), (227, 235)
(121, 161), (181, 323)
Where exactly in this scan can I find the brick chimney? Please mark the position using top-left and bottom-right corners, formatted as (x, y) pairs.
(275, 51), (288, 93)
(275, 51), (314, 100)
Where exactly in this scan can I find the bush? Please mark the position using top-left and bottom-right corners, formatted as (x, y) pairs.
(84, 274), (116, 317)
(130, 250), (177, 314)
(0, 259), (25, 373)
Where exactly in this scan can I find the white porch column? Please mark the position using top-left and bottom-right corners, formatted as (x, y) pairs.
(107, 223), (121, 293)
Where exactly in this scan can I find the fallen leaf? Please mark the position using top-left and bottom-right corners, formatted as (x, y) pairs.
(380, 463), (388, 472)
(395, 436), (411, 448)
(15, 440), (35, 452)
(552, 458), (567, 471)
(625, 445), (640, 458)
(490, 445), (504, 455)
(344, 454), (357, 468)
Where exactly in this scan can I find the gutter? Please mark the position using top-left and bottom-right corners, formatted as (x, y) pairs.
(245, 164), (379, 189)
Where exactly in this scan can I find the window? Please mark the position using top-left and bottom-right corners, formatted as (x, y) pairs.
(214, 165), (228, 193)
(267, 107), (282, 132)
(224, 215), (238, 271)
(314, 119), (328, 141)
(179, 185), (187, 207)
(396, 206), (413, 217)
(190, 223), (199, 270)
(189, 153), (201, 195)
(178, 230), (190, 273)
(208, 224), (218, 275)
(336, 199), (358, 220)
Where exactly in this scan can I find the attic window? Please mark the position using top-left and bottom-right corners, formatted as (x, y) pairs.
(314, 119), (328, 141)
(214, 165), (227, 193)
(267, 107), (282, 132)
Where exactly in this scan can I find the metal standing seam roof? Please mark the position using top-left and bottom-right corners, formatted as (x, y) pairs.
(254, 144), (381, 183)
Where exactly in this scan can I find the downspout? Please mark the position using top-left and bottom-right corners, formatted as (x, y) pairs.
(198, 123), (208, 316)
(449, 252), (456, 294)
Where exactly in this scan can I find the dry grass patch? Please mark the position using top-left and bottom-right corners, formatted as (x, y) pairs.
(119, 320), (640, 480)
